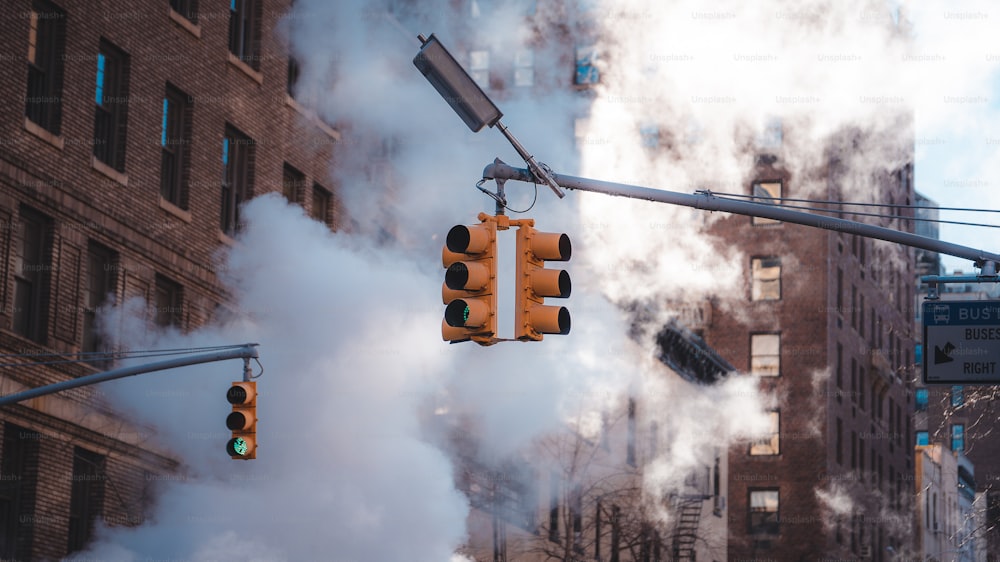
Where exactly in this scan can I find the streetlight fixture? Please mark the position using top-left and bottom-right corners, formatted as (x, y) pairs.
(413, 33), (565, 199)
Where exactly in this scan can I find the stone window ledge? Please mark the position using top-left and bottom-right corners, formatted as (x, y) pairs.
(91, 156), (128, 187)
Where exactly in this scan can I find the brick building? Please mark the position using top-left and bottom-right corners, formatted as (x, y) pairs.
(0, 0), (340, 557)
(703, 128), (918, 559)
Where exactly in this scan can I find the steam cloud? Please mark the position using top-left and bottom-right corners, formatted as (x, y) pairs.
(69, 0), (999, 559)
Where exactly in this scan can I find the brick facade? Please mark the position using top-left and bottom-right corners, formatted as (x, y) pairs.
(709, 133), (917, 559)
(0, 1), (340, 556)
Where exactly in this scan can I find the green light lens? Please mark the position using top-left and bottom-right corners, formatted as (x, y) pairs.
(463, 305), (470, 322)
(227, 437), (249, 457)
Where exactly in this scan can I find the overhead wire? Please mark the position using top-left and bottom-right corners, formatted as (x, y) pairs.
(701, 191), (1000, 229)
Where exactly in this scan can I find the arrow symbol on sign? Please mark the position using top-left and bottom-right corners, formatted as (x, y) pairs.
(934, 342), (956, 365)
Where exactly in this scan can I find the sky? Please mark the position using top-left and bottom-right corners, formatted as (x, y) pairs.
(904, 5), (1000, 273)
(67, 0), (1000, 560)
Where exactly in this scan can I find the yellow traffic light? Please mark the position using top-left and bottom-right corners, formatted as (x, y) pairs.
(514, 223), (571, 341)
(226, 381), (257, 460)
(442, 216), (497, 345)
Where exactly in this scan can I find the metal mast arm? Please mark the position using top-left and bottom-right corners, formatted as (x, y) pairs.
(0, 344), (260, 407)
(483, 159), (1000, 271)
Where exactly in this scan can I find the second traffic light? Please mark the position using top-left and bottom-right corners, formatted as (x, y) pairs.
(514, 223), (571, 341)
(442, 215), (497, 345)
(226, 381), (257, 460)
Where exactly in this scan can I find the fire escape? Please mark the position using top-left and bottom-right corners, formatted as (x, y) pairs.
(670, 496), (703, 560)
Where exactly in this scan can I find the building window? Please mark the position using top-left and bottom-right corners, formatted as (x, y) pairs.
(287, 56), (300, 97)
(513, 49), (534, 87)
(228, 0), (262, 69)
(836, 417), (843, 464)
(951, 385), (964, 408)
(859, 367), (866, 412)
(0, 424), (39, 560)
(83, 242), (117, 364)
(750, 334), (780, 376)
(93, 39), (130, 172)
(640, 123), (660, 149)
(952, 424), (964, 452)
(850, 431), (857, 469)
(13, 206), (53, 343)
(752, 181), (782, 225)
(311, 183), (333, 228)
(160, 84), (192, 209)
(757, 117), (782, 150)
(25, 0), (67, 135)
(575, 45), (599, 85)
(751, 257), (781, 300)
(749, 489), (779, 535)
(750, 411), (780, 455)
(626, 398), (636, 466)
(169, 0), (197, 22)
(469, 49), (490, 88)
(153, 274), (183, 328)
(836, 343), (843, 399)
(66, 447), (106, 554)
(221, 125), (255, 235)
(282, 163), (304, 204)
(915, 388), (928, 412)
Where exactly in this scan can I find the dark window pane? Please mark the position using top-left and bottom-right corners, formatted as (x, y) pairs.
(160, 84), (192, 208)
(12, 207), (52, 343)
(83, 242), (117, 366)
(66, 448), (106, 553)
(93, 39), (130, 172)
(154, 274), (183, 328)
(221, 125), (255, 235)
(25, 1), (67, 134)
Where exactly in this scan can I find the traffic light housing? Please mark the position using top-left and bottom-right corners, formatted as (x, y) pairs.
(442, 216), (497, 345)
(226, 381), (257, 460)
(514, 223), (571, 341)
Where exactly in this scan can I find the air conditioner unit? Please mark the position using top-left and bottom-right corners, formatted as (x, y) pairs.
(860, 545), (872, 557)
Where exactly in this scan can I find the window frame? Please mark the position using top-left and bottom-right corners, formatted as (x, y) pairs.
(952, 424), (965, 452)
(749, 410), (780, 456)
(574, 45), (599, 86)
(513, 49), (534, 87)
(160, 83), (193, 209)
(221, 124), (255, 235)
(469, 49), (490, 88)
(751, 181), (782, 225)
(915, 388), (928, 412)
(93, 38), (130, 172)
(311, 182), (333, 228)
(153, 274), (183, 328)
(66, 447), (106, 553)
(751, 256), (781, 301)
(25, 0), (67, 135)
(228, 0), (263, 69)
(82, 241), (118, 364)
(12, 206), (53, 344)
(169, 0), (198, 22)
(750, 333), (781, 377)
(748, 489), (780, 536)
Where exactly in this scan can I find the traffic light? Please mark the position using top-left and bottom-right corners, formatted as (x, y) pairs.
(514, 223), (571, 341)
(226, 381), (257, 460)
(442, 216), (497, 345)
